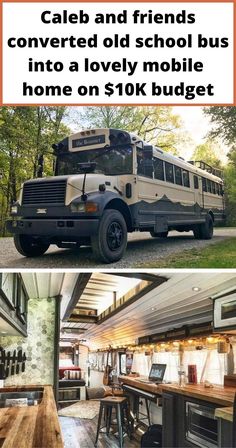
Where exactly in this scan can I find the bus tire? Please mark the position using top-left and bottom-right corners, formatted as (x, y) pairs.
(14, 234), (50, 257)
(193, 225), (202, 239)
(91, 209), (127, 263)
(150, 231), (168, 238)
(193, 215), (214, 240)
(200, 215), (214, 239)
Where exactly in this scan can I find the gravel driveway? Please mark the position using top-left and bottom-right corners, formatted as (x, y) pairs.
(0, 228), (235, 269)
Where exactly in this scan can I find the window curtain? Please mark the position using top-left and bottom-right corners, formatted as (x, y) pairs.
(153, 351), (179, 382)
(183, 349), (226, 385)
(132, 353), (151, 376)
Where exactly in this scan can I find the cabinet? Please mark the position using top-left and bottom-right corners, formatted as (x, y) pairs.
(58, 379), (86, 408)
(218, 418), (233, 447)
(162, 392), (177, 447)
(162, 392), (232, 448)
(0, 273), (28, 336)
(58, 386), (82, 405)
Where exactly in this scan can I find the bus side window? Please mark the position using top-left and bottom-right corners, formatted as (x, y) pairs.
(219, 184), (224, 196)
(137, 148), (153, 178)
(207, 179), (212, 193)
(194, 175), (199, 189)
(165, 162), (174, 183)
(174, 165), (182, 185)
(202, 177), (207, 192)
(212, 182), (216, 195)
(216, 183), (220, 195)
(153, 158), (164, 181)
(182, 170), (190, 188)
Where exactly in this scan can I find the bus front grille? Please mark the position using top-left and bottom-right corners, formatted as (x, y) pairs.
(22, 180), (66, 205)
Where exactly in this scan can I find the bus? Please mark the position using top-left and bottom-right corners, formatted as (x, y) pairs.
(7, 128), (225, 263)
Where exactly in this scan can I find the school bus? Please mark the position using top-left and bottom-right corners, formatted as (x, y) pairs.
(7, 128), (225, 263)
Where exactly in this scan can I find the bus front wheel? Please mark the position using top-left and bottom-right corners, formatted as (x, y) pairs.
(91, 209), (127, 263)
(193, 215), (214, 240)
(14, 234), (50, 257)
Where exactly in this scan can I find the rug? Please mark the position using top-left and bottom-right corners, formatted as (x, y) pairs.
(58, 400), (100, 419)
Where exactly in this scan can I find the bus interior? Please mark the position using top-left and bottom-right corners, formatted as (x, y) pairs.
(0, 271), (236, 447)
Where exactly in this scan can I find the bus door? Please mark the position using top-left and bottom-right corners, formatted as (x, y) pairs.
(136, 146), (156, 203)
(194, 175), (204, 213)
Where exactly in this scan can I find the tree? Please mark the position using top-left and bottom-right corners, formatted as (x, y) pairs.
(203, 107), (236, 225)
(224, 146), (236, 225)
(191, 140), (224, 168)
(0, 106), (70, 236)
(78, 106), (186, 155)
(204, 107), (236, 144)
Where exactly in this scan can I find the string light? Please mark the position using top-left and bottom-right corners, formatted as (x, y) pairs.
(96, 334), (228, 353)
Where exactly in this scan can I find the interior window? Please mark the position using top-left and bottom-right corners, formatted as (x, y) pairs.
(194, 175), (199, 189)
(120, 354), (127, 374)
(182, 170), (190, 188)
(154, 158), (164, 181)
(165, 162), (174, 183)
(174, 166), (183, 185)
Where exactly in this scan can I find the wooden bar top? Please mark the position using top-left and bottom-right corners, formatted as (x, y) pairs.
(119, 375), (236, 406)
(0, 385), (63, 448)
(215, 406), (233, 422)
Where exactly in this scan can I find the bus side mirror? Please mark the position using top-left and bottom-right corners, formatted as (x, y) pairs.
(143, 145), (153, 160)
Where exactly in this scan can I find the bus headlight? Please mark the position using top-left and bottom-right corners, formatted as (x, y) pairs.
(71, 202), (98, 213)
(11, 205), (18, 214)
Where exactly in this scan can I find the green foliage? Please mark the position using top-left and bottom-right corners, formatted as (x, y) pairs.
(136, 238), (236, 268)
(202, 108), (236, 225)
(78, 106), (185, 155)
(224, 146), (236, 225)
(204, 107), (236, 145)
(0, 106), (70, 236)
(191, 140), (224, 169)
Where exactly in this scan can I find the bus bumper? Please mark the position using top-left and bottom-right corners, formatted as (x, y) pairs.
(6, 218), (100, 238)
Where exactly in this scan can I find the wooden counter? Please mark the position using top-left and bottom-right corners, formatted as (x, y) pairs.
(0, 385), (63, 448)
(119, 375), (162, 395)
(215, 406), (233, 422)
(159, 383), (236, 407)
(119, 376), (236, 406)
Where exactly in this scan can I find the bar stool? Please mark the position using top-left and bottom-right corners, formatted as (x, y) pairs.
(94, 396), (131, 448)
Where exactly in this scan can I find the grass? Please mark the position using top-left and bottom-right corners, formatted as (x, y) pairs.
(136, 237), (236, 268)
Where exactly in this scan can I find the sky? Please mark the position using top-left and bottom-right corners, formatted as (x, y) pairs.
(172, 106), (229, 162)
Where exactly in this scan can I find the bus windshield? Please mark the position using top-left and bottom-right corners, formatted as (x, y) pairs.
(56, 146), (133, 176)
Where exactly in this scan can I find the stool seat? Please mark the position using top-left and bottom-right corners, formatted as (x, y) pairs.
(95, 395), (132, 447)
(100, 396), (127, 405)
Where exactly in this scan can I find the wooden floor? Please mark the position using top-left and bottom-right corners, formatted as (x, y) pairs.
(59, 416), (141, 448)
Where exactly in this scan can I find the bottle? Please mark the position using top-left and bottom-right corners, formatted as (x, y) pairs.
(188, 365), (197, 384)
(178, 366), (186, 387)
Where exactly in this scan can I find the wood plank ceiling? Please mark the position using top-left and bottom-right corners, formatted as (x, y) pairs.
(20, 272), (236, 349)
(59, 272), (236, 350)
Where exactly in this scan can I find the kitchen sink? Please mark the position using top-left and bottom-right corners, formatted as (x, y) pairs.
(0, 390), (43, 407)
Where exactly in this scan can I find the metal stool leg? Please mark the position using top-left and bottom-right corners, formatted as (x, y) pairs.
(116, 404), (123, 448)
(124, 403), (132, 439)
(106, 406), (112, 435)
(145, 398), (151, 426)
(95, 402), (104, 446)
